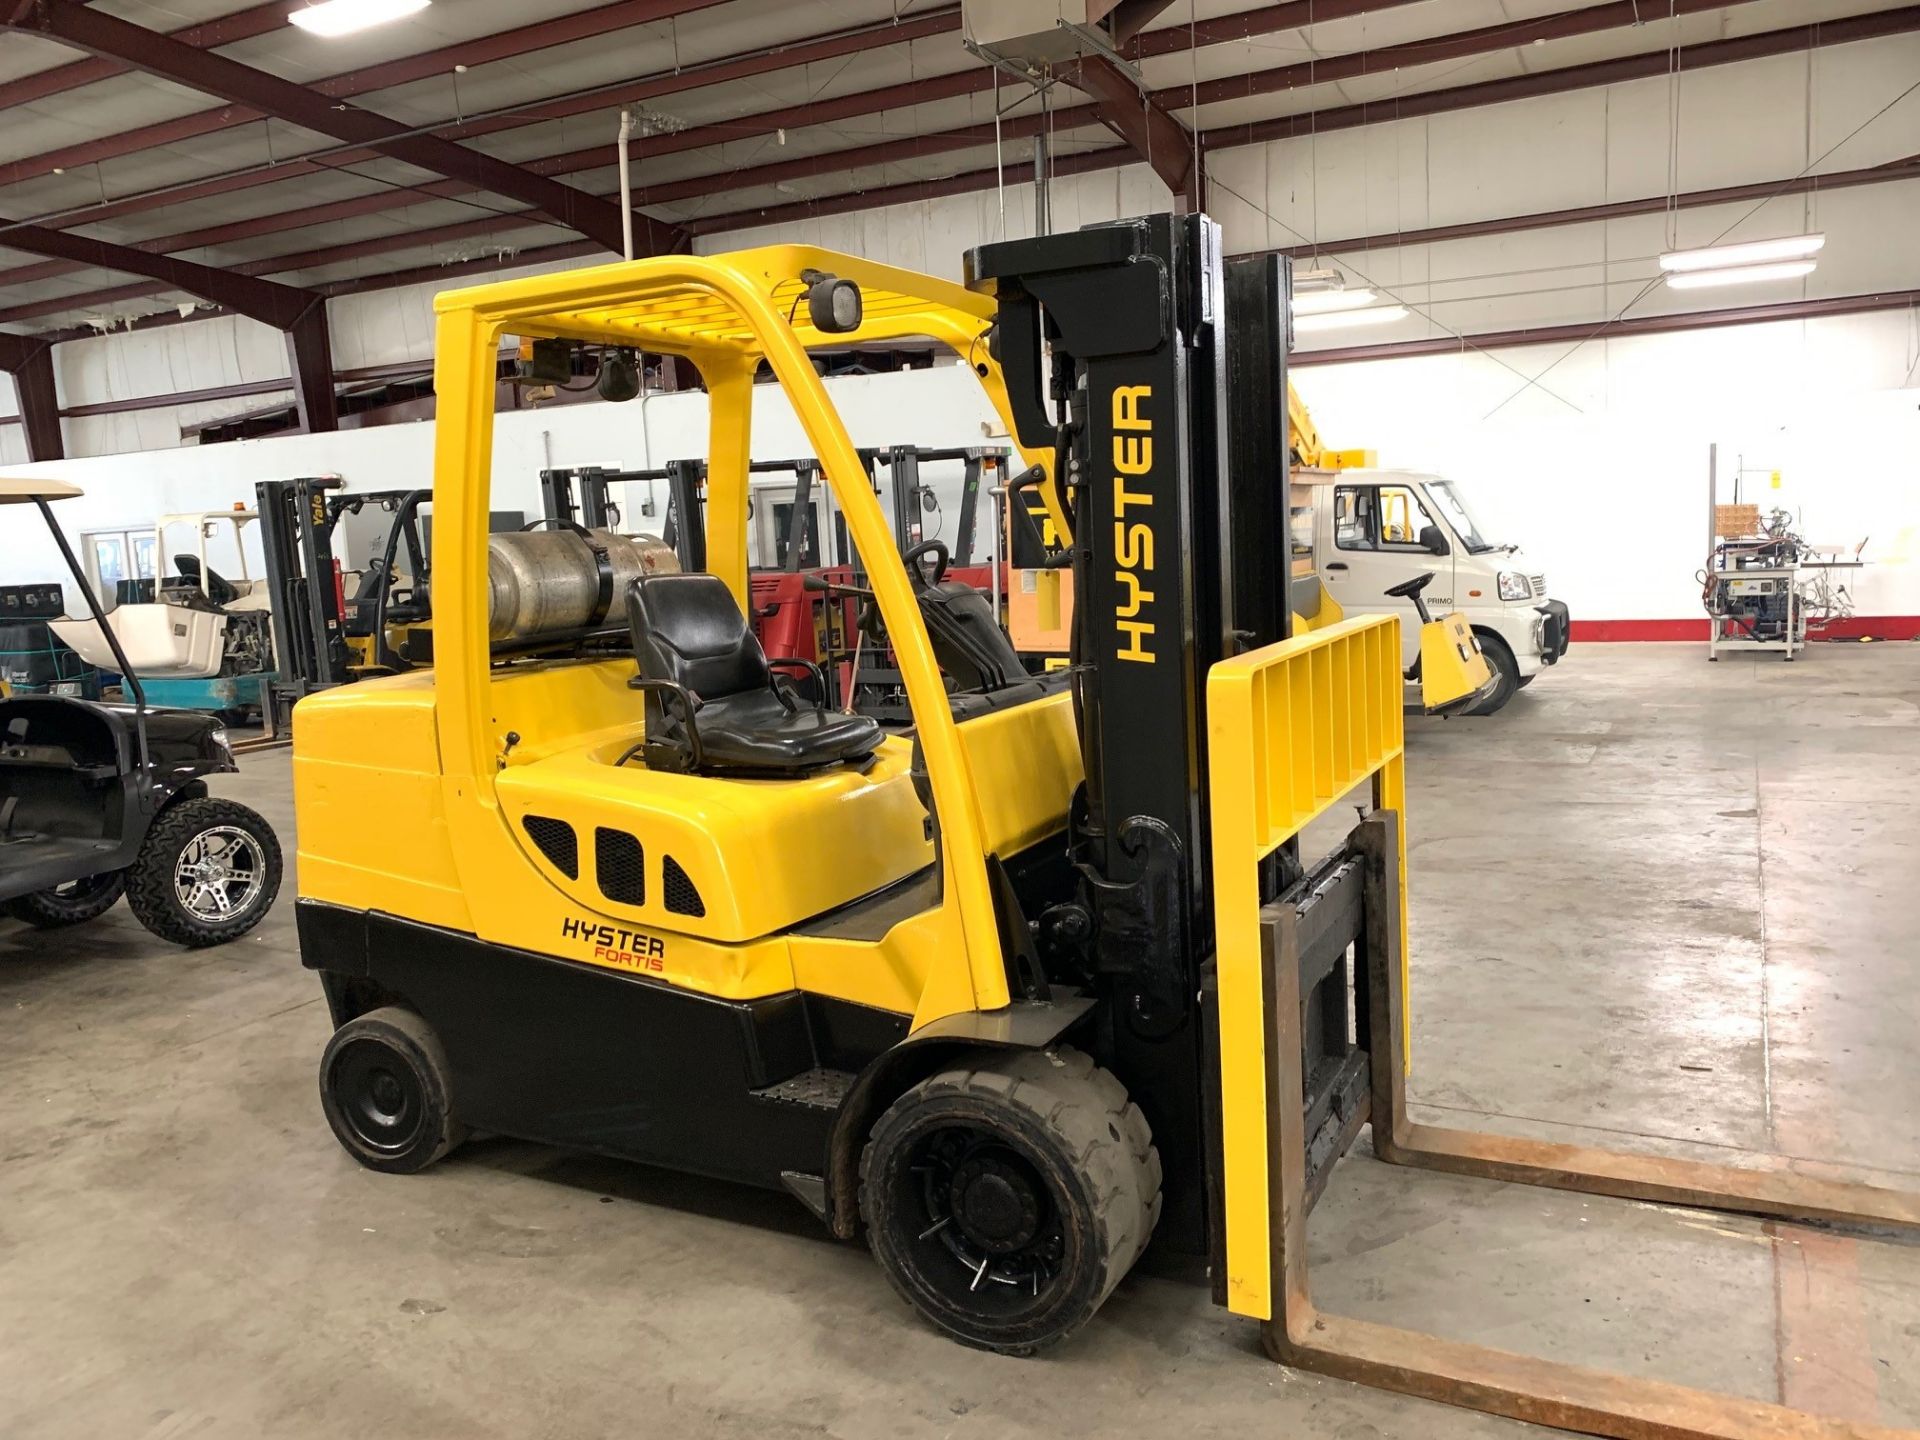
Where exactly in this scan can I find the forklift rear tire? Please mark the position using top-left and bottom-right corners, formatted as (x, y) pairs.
(125, 796), (282, 948)
(319, 1007), (468, 1174)
(4, 871), (125, 928)
(1466, 630), (1521, 716)
(859, 1046), (1161, 1355)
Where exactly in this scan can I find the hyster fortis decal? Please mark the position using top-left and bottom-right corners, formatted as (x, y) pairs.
(561, 916), (666, 973)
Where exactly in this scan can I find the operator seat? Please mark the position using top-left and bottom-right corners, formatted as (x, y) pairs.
(171, 555), (239, 606)
(625, 573), (881, 777)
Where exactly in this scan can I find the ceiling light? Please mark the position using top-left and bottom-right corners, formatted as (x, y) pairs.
(1665, 260), (1816, 290)
(1295, 305), (1410, 333)
(1658, 233), (1824, 272)
(1293, 287), (1377, 316)
(289, 0), (430, 38)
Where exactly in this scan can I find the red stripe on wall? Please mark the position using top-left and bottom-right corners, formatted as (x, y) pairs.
(1572, 617), (1920, 642)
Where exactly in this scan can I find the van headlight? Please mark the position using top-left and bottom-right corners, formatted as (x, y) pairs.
(1497, 571), (1532, 602)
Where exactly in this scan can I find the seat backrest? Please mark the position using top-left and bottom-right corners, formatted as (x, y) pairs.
(919, 580), (1023, 693)
(626, 573), (769, 701)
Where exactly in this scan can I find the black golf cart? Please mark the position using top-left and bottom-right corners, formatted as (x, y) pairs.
(1, 477), (282, 946)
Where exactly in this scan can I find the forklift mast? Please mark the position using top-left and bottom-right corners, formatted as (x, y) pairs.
(969, 214), (1302, 1259)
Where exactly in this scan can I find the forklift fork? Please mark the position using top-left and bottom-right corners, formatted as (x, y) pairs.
(1212, 613), (1918, 1440)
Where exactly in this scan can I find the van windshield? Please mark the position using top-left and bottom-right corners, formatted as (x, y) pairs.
(1423, 479), (1502, 553)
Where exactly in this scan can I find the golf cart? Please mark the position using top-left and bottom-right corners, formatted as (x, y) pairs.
(1, 478), (282, 945)
(50, 508), (275, 718)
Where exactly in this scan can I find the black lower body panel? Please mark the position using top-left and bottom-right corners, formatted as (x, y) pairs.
(300, 901), (909, 1192)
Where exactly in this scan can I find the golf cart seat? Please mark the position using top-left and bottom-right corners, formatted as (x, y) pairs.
(625, 573), (880, 777)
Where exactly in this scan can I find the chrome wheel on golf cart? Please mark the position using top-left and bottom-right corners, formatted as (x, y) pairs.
(172, 826), (268, 920)
(126, 796), (282, 947)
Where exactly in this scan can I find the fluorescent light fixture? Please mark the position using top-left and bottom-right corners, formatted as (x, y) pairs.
(289, 0), (430, 37)
(1293, 287), (1378, 316)
(1295, 305), (1410, 333)
(1665, 260), (1816, 290)
(1659, 233), (1824, 272)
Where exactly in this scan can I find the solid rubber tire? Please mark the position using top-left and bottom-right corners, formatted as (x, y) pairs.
(859, 1046), (1161, 1355)
(1466, 630), (1521, 715)
(318, 1006), (468, 1175)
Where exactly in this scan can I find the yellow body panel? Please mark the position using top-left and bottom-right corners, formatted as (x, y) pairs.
(494, 734), (932, 944)
(294, 672), (471, 933)
(1290, 576), (1345, 633)
(294, 244), (1078, 1033)
(1206, 614), (1408, 1321)
(1418, 611), (1494, 712)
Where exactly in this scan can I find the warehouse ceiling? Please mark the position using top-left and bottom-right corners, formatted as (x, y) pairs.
(0, 0), (1908, 336)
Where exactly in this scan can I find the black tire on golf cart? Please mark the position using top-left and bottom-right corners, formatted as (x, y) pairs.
(1466, 630), (1521, 716)
(859, 1046), (1161, 1356)
(124, 796), (282, 948)
(319, 1006), (468, 1174)
(4, 871), (126, 928)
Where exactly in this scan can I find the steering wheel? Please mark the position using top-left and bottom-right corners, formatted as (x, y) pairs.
(1382, 572), (1435, 600)
(902, 539), (949, 588)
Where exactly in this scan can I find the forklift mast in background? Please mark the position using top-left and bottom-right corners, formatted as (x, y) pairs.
(257, 475), (352, 705)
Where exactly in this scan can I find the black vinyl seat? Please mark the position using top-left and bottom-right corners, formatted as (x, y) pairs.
(626, 573), (881, 777)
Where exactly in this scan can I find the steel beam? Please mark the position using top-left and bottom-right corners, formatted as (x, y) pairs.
(1288, 288), (1920, 366)
(0, 332), (62, 460)
(1205, 4), (1920, 150)
(284, 306), (337, 434)
(1062, 52), (1198, 209)
(0, 0), (294, 113)
(1183, 0), (1759, 111)
(1, 0), (673, 257)
(0, 212), (317, 327)
(0, 1), (1411, 253)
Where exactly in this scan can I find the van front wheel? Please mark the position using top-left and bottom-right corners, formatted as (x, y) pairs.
(1467, 631), (1521, 715)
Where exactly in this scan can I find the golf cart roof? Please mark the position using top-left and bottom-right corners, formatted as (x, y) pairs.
(0, 476), (82, 504)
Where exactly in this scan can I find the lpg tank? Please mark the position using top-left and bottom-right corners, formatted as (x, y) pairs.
(487, 528), (680, 642)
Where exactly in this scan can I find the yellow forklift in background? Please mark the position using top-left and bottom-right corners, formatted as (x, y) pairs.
(289, 223), (1916, 1438)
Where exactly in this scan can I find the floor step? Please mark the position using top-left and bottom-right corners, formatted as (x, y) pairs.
(753, 1068), (854, 1110)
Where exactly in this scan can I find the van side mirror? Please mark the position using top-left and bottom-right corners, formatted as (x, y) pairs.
(1419, 523), (1450, 556)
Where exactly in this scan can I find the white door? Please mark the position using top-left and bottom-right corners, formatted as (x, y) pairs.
(1321, 482), (1454, 669)
(81, 527), (159, 610)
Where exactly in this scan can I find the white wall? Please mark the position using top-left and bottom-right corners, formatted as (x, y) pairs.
(7, 311), (1915, 627)
(0, 363), (1010, 616)
(1295, 309), (1920, 623)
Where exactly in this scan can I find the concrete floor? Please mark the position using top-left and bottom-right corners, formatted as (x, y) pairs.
(3, 644), (1917, 1438)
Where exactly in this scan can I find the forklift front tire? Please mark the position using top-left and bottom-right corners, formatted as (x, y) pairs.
(859, 1046), (1160, 1356)
(4, 871), (126, 928)
(319, 1007), (468, 1175)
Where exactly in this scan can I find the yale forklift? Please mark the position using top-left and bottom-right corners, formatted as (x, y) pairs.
(292, 223), (1916, 1438)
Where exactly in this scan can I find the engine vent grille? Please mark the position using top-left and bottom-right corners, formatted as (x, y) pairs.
(522, 815), (578, 879)
(595, 827), (646, 906)
(662, 855), (705, 917)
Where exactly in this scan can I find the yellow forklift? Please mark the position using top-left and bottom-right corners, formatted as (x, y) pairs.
(290, 222), (1915, 1438)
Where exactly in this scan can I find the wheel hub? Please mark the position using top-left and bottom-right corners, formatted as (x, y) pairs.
(950, 1153), (1043, 1254)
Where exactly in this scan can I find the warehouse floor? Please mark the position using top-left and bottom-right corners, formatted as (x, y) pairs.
(4, 644), (1917, 1439)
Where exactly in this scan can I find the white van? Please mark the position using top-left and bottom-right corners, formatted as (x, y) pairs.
(1296, 470), (1569, 714)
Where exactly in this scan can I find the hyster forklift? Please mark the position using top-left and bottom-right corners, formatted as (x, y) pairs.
(292, 222), (1917, 1439)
